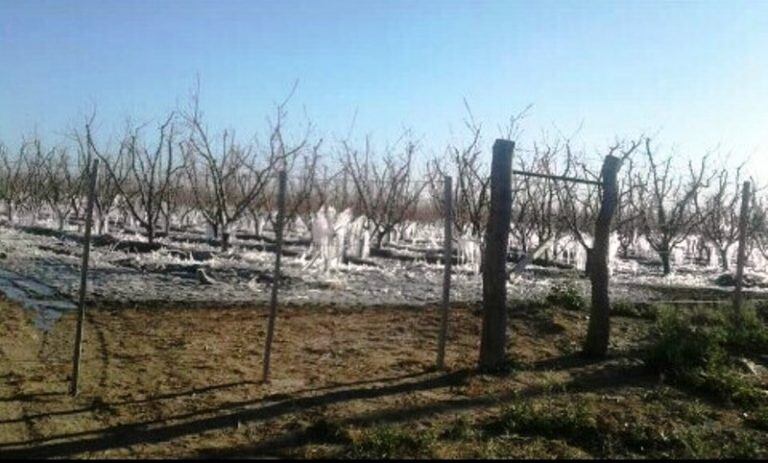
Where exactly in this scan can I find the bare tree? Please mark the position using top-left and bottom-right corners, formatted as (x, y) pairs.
(613, 158), (642, 258)
(343, 134), (426, 250)
(263, 137), (322, 236)
(427, 116), (487, 236)
(89, 113), (180, 244)
(33, 141), (86, 231)
(182, 112), (286, 249)
(172, 81), (318, 244)
(156, 165), (189, 235)
(11, 138), (52, 224)
(558, 140), (641, 271)
(240, 93), (319, 241)
(509, 170), (538, 254)
(70, 128), (130, 235)
(695, 165), (746, 270)
(0, 141), (35, 223)
(426, 104), (529, 238)
(751, 192), (768, 261)
(527, 139), (574, 259)
(636, 138), (713, 275)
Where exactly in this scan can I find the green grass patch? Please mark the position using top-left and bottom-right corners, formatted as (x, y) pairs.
(745, 406), (768, 432)
(645, 304), (768, 406)
(483, 395), (766, 458)
(346, 424), (437, 459)
(611, 300), (658, 319)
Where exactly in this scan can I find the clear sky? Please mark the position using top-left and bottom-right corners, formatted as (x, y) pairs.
(1, 0), (767, 174)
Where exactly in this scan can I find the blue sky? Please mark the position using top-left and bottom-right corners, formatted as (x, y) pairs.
(1, 0), (767, 173)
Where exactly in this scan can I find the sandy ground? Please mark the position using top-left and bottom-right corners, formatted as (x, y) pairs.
(2, 295), (765, 459)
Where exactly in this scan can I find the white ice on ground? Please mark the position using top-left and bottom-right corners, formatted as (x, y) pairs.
(0, 221), (766, 317)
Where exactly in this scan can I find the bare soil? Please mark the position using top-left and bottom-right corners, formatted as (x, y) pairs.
(0, 297), (765, 459)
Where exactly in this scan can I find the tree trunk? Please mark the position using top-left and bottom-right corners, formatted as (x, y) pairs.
(221, 231), (230, 251)
(584, 248), (593, 275)
(374, 231), (385, 251)
(733, 181), (752, 319)
(719, 248), (729, 271)
(620, 242), (630, 259)
(479, 139), (514, 371)
(583, 154), (622, 358)
(660, 249), (671, 275)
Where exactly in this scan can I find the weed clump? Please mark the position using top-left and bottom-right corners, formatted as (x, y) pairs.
(347, 424), (437, 459)
(546, 281), (586, 311)
(746, 406), (768, 432)
(498, 399), (597, 439)
(645, 305), (768, 406)
(611, 300), (657, 319)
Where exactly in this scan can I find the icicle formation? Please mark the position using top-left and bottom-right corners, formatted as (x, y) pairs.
(304, 205), (354, 272)
(348, 215), (370, 259)
(455, 232), (482, 274)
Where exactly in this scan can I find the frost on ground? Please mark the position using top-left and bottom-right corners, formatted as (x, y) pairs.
(0, 224), (765, 330)
(0, 225), (480, 308)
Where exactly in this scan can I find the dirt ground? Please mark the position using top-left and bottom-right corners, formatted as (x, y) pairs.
(0, 296), (766, 459)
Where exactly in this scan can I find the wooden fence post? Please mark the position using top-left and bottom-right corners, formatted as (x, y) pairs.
(733, 180), (751, 317)
(583, 155), (622, 358)
(70, 158), (99, 396)
(479, 139), (514, 371)
(436, 176), (453, 369)
(262, 170), (287, 383)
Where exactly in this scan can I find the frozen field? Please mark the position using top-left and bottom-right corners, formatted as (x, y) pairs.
(0, 223), (766, 331)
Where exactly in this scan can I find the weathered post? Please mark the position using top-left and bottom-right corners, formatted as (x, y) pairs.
(479, 139), (514, 371)
(733, 181), (751, 317)
(436, 176), (453, 369)
(70, 158), (99, 396)
(262, 170), (287, 383)
(583, 155), (622, 358)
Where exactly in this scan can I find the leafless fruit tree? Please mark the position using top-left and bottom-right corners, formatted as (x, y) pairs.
(751, 193), (768, 260)
(426, 115), (487, 237)
(90, 113), (180, 244)
(343, 134), (426, 250)
(557, 140), (642, 272)
(636, 138), (713, 275)
(695, 165), (748, 270)
(182, 97), (294, 249)
(0, 141), (35, 223)
(33, 141), (86, 231)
